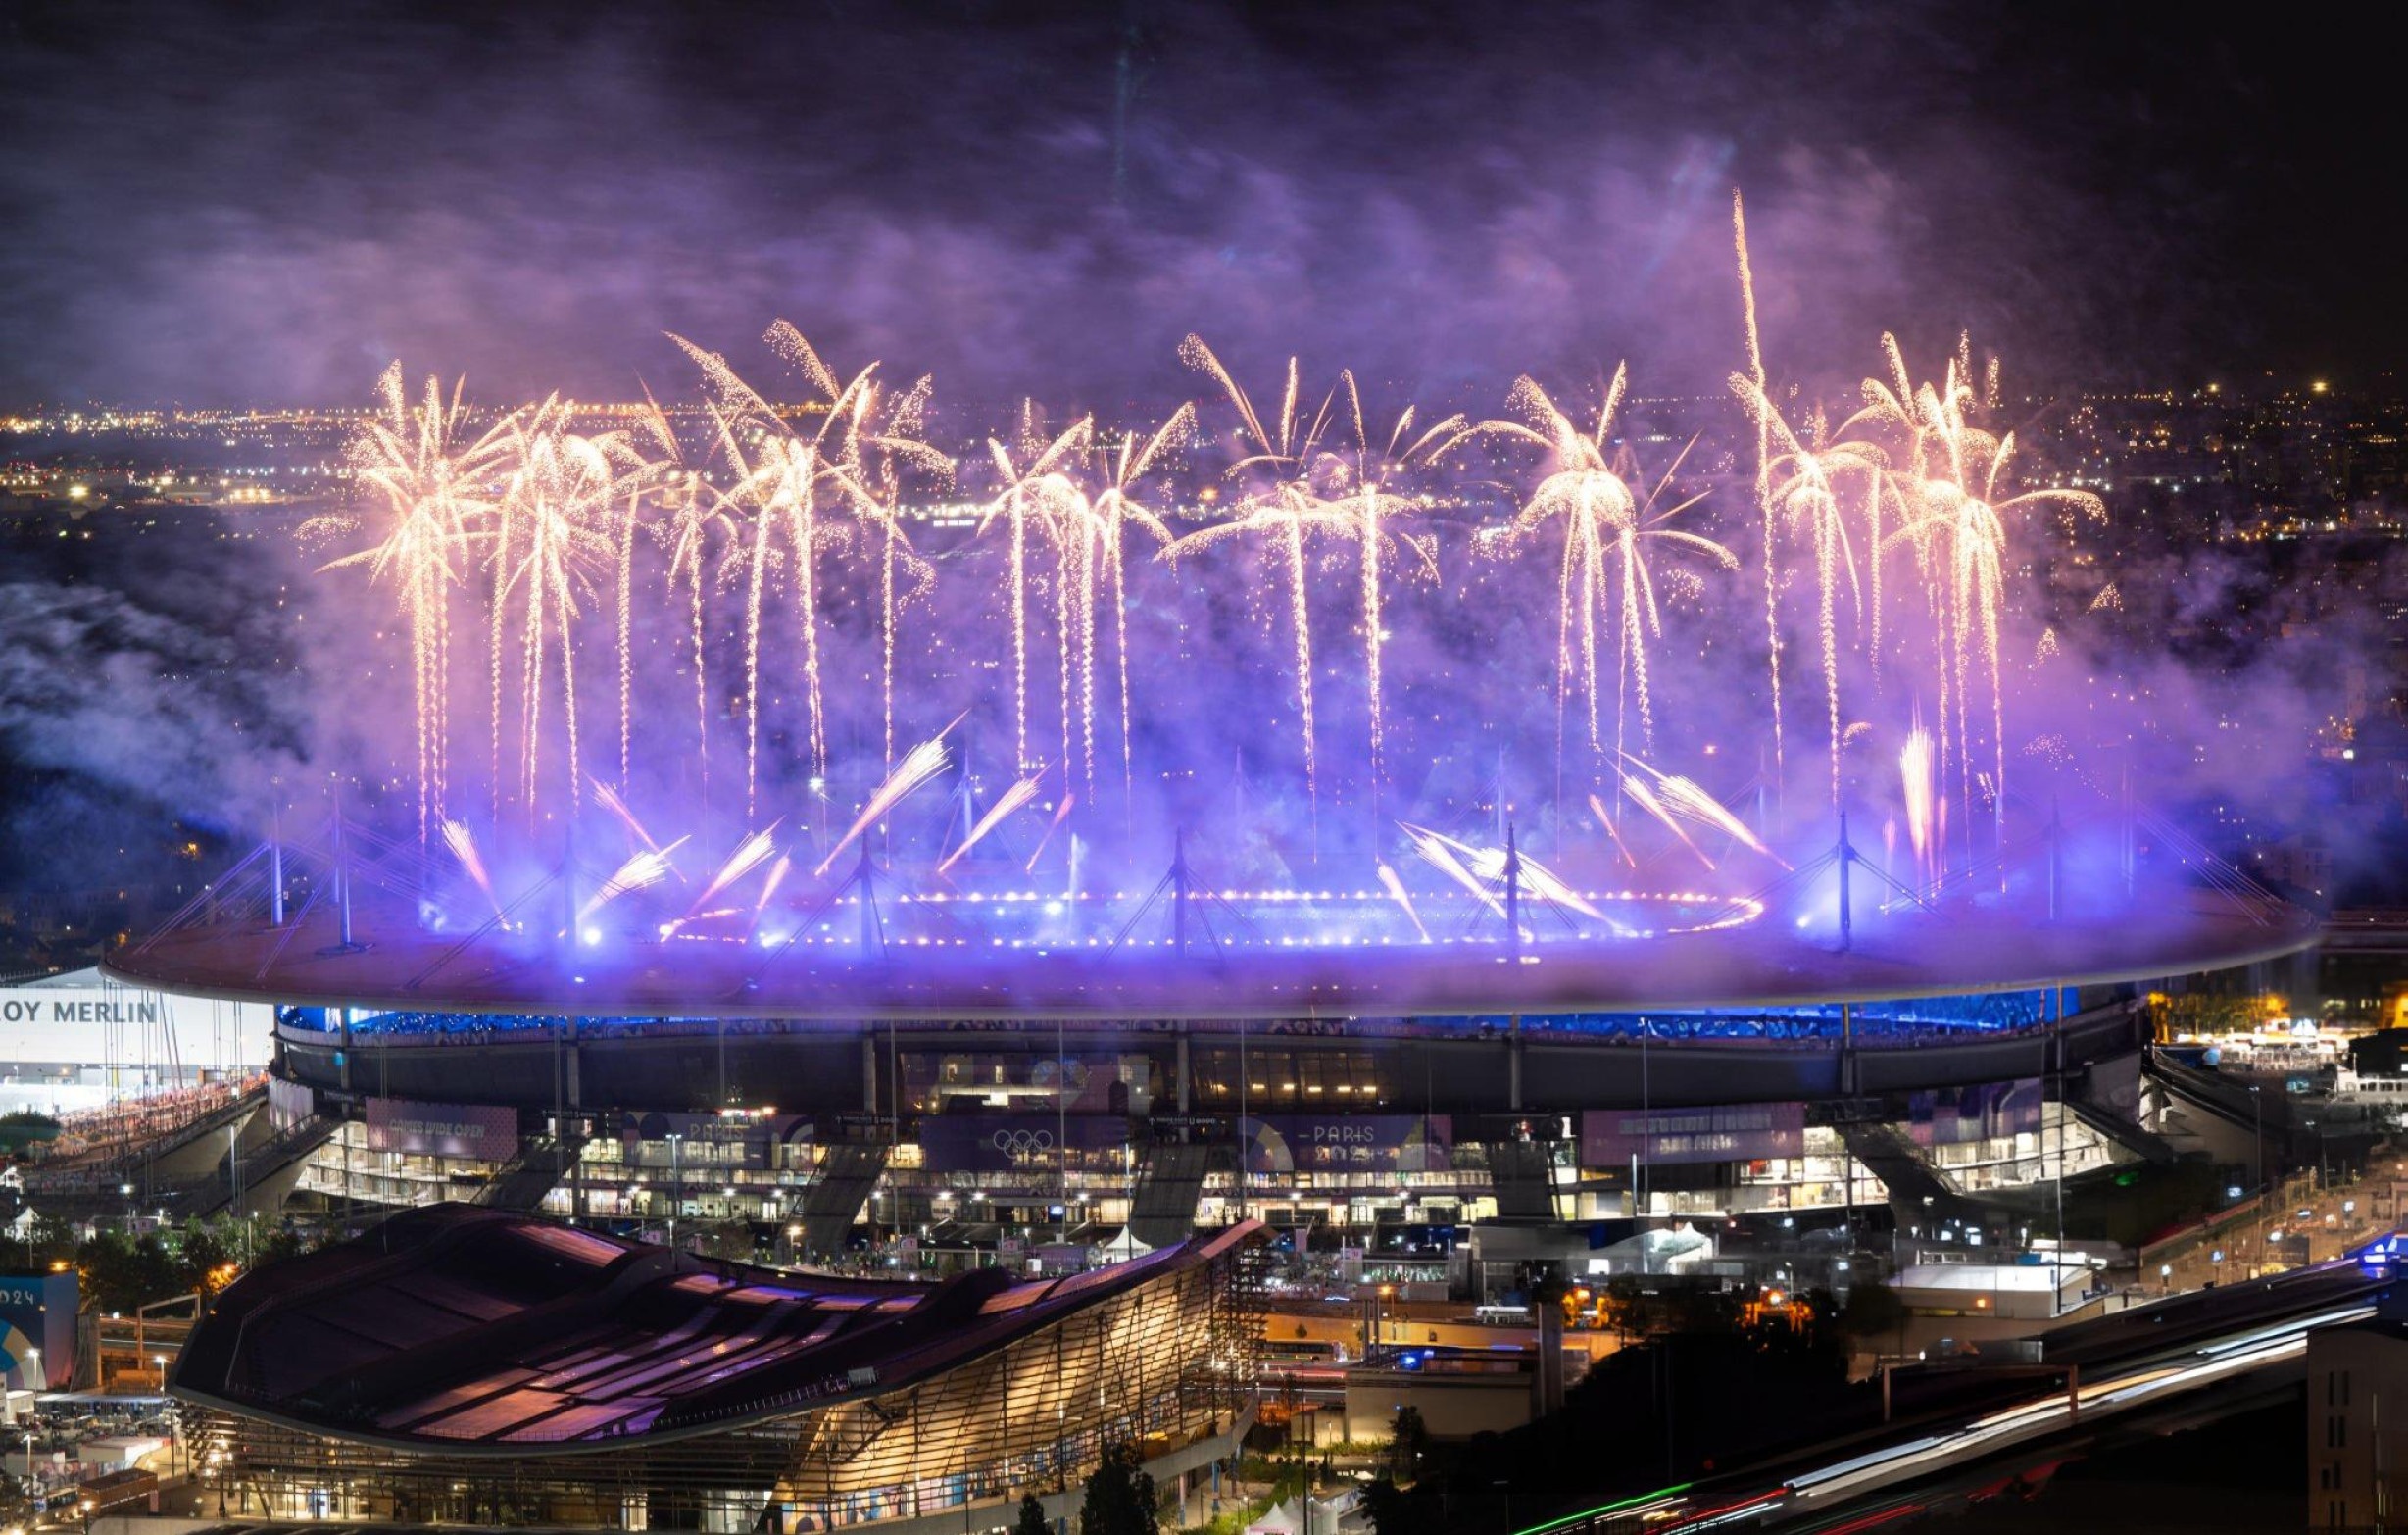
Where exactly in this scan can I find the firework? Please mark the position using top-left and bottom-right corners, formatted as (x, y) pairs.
(329, 365), (516, 840)
(1315, 372), (1461, 823)
(1900, 724), (1938, 892)
(313, 241), (2118, 949)
(579, 840), (686, 923)
(939, 766), (1048, 875)
(1376, 862), (1430, 941)
(1400, 823), (1507, 921)
(691, 825), (781, 913)
(1175, 337), (1355, 837)
(1734, 189), (1782, 790)
(1024, 793), (1077, 874)
(1471, 372), (1734, 779)
(1585, 792), (1641, 869)
(441, 817), (505, 922)
(814, 719), (958, 877)
(1617, 771), (1711, 868)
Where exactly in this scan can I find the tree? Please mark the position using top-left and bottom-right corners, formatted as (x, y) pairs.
(74, 1229), (188, 1313)
(1077, 1443), (1158, 1535)
(1839, 1280), (1907, 1352)
(1360, 1475), (1436, 1535)
(1014, 1491), (1051, 1535)
(1386, 1405), (1430, 1482)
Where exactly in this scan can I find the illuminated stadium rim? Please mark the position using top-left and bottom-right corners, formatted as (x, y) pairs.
(105, 892), (2318, 1023)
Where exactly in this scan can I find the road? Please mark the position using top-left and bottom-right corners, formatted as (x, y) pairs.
(1516, 1255), (2391, 1534)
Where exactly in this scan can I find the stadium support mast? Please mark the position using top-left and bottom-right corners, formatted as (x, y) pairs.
(1171, 830), (1191, 961)
(1836, 810), (1854, 953)
(270, 797), (286, 928)
(856, 839), (881, 959)
(1503, 821), (1523, 959)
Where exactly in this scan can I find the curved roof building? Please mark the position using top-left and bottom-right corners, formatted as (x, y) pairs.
(174, 1205), (1264, 1530)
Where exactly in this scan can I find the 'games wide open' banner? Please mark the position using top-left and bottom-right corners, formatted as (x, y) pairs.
(365, 1096), (522, 1161)
(1580, 1103), (1805, 1166)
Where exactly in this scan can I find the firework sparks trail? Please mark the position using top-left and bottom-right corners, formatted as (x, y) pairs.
(1734, 376), (1880, 810)
(1399, 823), (1507, 920)
(493, 400), (640, 818)
(1622, 753), (1786, 865)
(441, 817), (506, 922)
(1469, 373), (1733, 781)
(1375, 862), (1430, 941)
(1734, 188), (1783, 794)
(1458, 836), (1604, 919)
(638, 387), (723, 797)
(1585, 793), (1641, 868)
(1901, 723), (1938, 892)
(984, 416), (1093, 772)
(1087, 406), (1193, 811)
(579, 839), (687, 922)
(1025, 792), (1077, 874)
(939, 766), (1047, 875)
(752, 854), (793, 918)
(814, 718), (959, 877)
(1618, 772), (1712, 868)
(1316, 373), (1460, 825)
(590, 778), (663, 853)
(328, 365), (516, 841)
(1176, 337), (1355, 842)
(690, 825), (780, 914)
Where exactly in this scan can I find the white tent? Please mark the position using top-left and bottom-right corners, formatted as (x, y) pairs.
(1095, 1227), (1155, 1264)
(1246, 1492), (1358, 1535)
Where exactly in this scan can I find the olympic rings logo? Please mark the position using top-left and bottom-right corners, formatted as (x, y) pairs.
(990, 1129), (1057, 1155)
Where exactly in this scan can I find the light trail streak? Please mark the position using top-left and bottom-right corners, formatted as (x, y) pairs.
(814, 720), (958, 877)
(441, 818), (505, 922)
(1375, 862), (1430, 941)
(939, 767), (1047, 875)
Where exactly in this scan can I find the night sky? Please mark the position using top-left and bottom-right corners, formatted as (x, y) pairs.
(0, 0), (2396, 409)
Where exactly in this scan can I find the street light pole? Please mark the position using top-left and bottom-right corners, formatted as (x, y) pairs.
(2249, 1085), (2266, 1275)
(667, 1133), (684, 1256)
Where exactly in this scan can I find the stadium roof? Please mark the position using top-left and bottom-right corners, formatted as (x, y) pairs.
(108, 882), (2314, 1020)
(172, 1205), (1260, 1454)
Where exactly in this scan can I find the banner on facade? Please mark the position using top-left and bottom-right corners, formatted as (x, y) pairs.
(266, 1075), (315, 1134)
(1580, 1102), (1805, 1166)
(912, 1114), (1129, 1172)
(365, 1096), (521, 1160)
(1908, 1079), (2044, 1147)
(1243, 1114), (1451, 1175)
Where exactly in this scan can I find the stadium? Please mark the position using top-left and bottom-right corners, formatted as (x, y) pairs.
(49, 312), (2330, 1531)
(70, 300), (2323, 1255)
(91, 801), (2316, 1253)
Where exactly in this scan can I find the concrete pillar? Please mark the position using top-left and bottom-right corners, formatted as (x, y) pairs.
(1508, 1016), (1523, 1111)
(1535, 1299), (1565, 1416)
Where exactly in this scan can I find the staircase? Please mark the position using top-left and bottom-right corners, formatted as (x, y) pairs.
(1128, 1141), (1213, 1247)
(472, 1128), (587, 1212)
(800, 1143), (892, 1259)
(1482, 1139), (1562, 1219)
(1838, 1121), (1998, 1228)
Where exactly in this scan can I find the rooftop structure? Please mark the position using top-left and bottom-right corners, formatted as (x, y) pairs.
(173, 1205), (1263, 1529)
